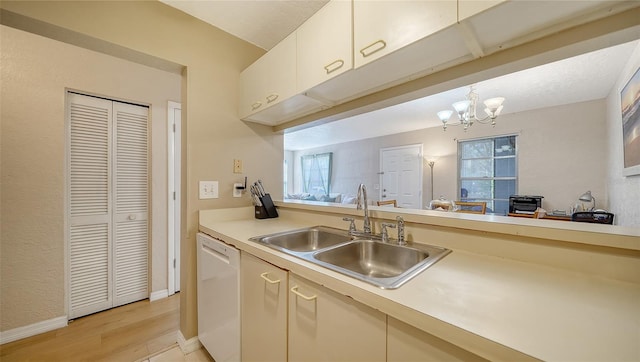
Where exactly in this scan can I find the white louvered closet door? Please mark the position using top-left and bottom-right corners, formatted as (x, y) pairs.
(67, 93), (148, 319)
(113, 102), (148, 307)
(68, 94), (114, 319)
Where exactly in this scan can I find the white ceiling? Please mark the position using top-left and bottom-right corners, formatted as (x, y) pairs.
(157, 1), (638, 151)
(160, 0), (328, 50)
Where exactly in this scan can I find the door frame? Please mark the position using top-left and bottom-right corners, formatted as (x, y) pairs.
(379, 144), (423, 209)
(167, 101), (181, 295)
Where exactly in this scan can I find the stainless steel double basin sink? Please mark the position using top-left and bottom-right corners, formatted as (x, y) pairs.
(249, 226), (451, 289)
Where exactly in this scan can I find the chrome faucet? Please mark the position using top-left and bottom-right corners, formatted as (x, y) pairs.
(380, 222), (396, 243)
(356, 183), (371, 234)
(396, 216), (406, 246)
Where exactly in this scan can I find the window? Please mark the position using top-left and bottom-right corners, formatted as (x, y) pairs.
(458, 135), (517, 215)
(301, 152), (332, 195)
(283, 159), (288, 196)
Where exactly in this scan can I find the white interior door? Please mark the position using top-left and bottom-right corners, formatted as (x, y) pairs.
(380, 145), (423, 209)
(168, 101), (181, 294)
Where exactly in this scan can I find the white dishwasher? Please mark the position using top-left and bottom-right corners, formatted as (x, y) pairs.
(197, 232), (240, 361)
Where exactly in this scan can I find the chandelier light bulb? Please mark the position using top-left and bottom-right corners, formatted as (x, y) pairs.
(452, 100), (470, 115)
(484, 97), (505, 114)
(437, 110), (453, 123)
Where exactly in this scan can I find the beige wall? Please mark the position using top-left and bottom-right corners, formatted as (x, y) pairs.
(293, 99), (607, 214)
(1, 0), (636, 343)
(606, 43), (640, 228)
(0, 24), (181, 330)
(0, 1), (278, 340)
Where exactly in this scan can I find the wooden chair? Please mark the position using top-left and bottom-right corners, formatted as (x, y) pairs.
(377, 199), (397, 207)
(455, 201), (487, 214)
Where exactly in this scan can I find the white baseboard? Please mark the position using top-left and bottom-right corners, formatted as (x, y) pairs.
(149, 289), (169, 302)
(177, 330), (202, 354)
(0, 316), (68, 345)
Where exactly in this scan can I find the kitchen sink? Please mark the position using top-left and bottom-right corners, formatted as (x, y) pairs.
(249, 226), (352, 252)
(249, 226), (450, 289)
(313, 240), (428, 278)
(313, 240), (450, 289)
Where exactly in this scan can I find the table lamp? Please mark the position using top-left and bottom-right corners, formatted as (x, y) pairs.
(578, 190), (595, 211)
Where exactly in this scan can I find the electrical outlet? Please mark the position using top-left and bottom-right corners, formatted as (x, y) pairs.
(199, 181), (218, 199)
(233, 159), (242, 173)
(233, 183), (243, 197)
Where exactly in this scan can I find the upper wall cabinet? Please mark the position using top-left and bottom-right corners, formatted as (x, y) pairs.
(239, 0), (632, 126)
(297, 0), (353, 95)
(319, 0), (471, 103)
(239, 32), (325, 125)
(353, 0), (457, 69)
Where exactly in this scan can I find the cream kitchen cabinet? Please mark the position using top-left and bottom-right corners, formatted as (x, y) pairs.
(307, 0), (472, 104)
(387, 317), (487, 362)
(353, 0), (457, 68)
(239, 32), (324, 125)
(288, 273), (386, 362)
(296, 0), (352, 97)
(240, 252), (288, 362)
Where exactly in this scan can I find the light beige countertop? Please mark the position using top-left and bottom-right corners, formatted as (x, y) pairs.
(199, 204), (640, 361)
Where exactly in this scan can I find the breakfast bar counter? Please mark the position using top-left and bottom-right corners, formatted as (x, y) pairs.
(199, 202), (640, 361)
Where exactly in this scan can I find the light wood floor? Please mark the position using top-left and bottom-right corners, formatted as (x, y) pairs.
(1, 294), (181, 362)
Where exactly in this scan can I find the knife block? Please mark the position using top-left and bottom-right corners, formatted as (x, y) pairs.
(255, 194), (278, 219)
(254, 205), (270, 219)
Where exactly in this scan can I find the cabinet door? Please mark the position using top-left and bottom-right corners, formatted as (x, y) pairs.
(241, 252), (288, 362)
(239, 32), (297, 119)
(297, 0), (352, 93)
(353, 0), (457, 68)
(288, 273), (386, 362)
(388, 317), (487, 362)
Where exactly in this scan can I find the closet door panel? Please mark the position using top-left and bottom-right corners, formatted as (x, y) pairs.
(68, 94), (113, 319)
(113, 102), (149, 306)
(67, 94), (149, 317)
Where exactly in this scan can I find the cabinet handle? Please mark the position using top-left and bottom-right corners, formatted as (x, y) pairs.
(266, 94), (279, 103)
(251, 101), (262, 111)
(260, 272), (280, 284)
(128, 214), (137, 220)
(290, 285), (317, 301)
(324, 59), (345, 74)
(359, 39), (387, 58)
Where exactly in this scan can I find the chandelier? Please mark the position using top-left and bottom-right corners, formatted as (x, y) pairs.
(436, 85), (505, 131)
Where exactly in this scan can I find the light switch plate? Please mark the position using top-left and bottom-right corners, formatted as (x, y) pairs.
(233, 159), (242, 173)
(199, 181), (218, 199)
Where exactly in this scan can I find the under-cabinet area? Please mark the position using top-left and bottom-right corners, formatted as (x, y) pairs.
(199, 204), (640, 361)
